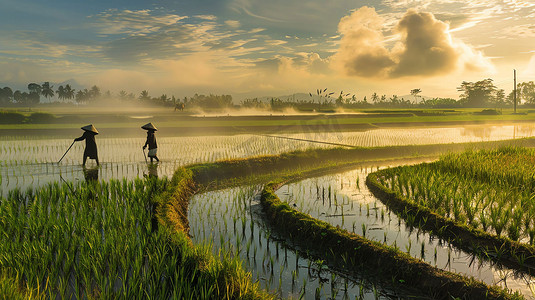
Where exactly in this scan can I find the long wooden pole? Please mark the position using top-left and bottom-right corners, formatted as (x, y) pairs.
(58, 141), (75, 164)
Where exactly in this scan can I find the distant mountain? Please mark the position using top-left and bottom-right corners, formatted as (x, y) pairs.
(55, 78), (84, 91)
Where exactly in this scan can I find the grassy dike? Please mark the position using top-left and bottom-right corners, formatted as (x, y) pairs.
(189, 137), (535, 189)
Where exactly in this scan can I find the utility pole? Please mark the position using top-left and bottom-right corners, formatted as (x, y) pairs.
(514, 69), (517, 114)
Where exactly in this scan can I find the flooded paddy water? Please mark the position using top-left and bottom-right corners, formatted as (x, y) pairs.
(189, 186), (404, 299)
(2, 123), (534, 195)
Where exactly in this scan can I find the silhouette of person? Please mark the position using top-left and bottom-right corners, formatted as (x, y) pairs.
(142, 123), (159, 163)
(74, 124), (99, 166)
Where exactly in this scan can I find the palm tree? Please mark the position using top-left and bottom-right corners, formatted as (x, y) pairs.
(118, 90), (128, 101)
(56, 85), (65, 102)
(371, 93), (379, 104)
(139, 90), (150, 101)
(76, 90), (86, 103)
(89, 85), (101, 100)
(64, 84), (75, 101)
(410, 88), (422, 103)
(41, 82), (54, 100)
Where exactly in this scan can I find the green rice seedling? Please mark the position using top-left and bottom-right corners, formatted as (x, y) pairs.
(406, 240), (412, 254)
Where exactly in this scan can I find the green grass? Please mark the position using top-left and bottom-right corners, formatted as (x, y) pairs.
(0, 271), (41, 300)
(185, 143), (533, 299)
(0, 174), (271, 299)
(367, 147), (535, 273)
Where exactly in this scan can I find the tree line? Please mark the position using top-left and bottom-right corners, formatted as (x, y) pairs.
(1, 79), (534, 109)
(0, 82), (233, 109)
(242, 79), (534, 110)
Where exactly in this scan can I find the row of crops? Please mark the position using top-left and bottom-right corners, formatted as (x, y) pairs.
(2, 123), (532, 167)
(189, 182), (399, 299)
(375, 147), (535, 243)
(275, 166), (535, 297)
(361, 147), (535, 298)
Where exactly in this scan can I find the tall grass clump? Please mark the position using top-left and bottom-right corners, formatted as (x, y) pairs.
(0, 173), (269, 299)
(374, 147), (535, 243)
(0, 271), (41, 300)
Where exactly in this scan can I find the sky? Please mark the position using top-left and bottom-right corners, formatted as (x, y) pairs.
(0, 0), (534, 100)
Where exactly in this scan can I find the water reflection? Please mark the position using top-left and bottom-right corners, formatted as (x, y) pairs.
(4, 123), (535, 196)
(83, 166), (99, 182)
(146, 163), (158, 178)
(461, 124), (535, 140)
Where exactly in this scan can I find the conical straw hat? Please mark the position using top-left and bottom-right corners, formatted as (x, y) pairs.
(81, 124), (99, 134)
(141, 122), (158, 131)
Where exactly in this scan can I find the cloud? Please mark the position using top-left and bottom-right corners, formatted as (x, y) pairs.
(500, 24), (535, 38)
(254, 52), (330, 76)
(332, 7), (493, 78)
(195, 15), (217, 21)
(225, 20), (241, 28)
(90, 9), (267, 64)
(390, 9), (459, 76)
(0, 60), (46, 83)
(92, 9), (187, 35)
(332, 7), (395, 77)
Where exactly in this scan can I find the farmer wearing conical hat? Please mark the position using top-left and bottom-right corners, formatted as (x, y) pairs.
(74, 124), (99, 166)
(142, 122), (159, 163)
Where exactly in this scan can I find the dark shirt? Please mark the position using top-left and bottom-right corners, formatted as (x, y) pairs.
(144, 131), (157, 150)
(75, 131), (98, 159)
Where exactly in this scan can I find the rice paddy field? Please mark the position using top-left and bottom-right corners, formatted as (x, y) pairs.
(2, 120), (535, 299)
(374, 147), (535, 244)
(2, 123), (534, 195)
(275, 164), (535, 298)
